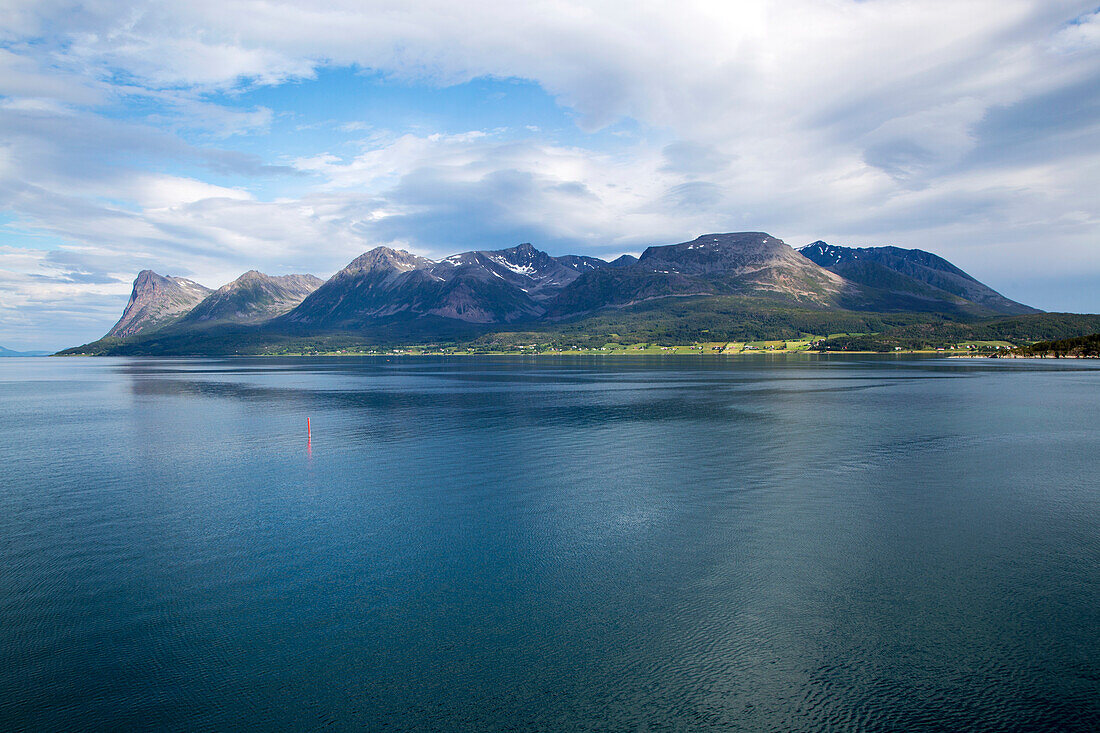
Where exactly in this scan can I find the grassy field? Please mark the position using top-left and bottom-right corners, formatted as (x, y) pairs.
(193, 331), (1029, 357)
(270, 334), (964, 357)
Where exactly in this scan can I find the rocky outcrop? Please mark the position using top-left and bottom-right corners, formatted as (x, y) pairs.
(106, 270), (212, 338)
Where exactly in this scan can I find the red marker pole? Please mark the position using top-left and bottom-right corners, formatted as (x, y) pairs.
(307, 417), (312, 441)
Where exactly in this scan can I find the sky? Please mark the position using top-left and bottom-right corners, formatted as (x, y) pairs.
(1, 0), (1099, 350)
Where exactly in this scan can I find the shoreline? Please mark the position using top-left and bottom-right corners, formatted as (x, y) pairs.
(56, 349), (987, 358)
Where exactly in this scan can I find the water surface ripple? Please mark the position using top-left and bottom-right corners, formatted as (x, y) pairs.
(1, 355), (1098, 731)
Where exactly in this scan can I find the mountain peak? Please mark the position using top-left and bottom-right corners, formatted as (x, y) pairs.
(486, 242), (553, 268)
(181, 270), (323, 325)
(548, 232), (848, 317)
(799, 241), (848, 266)
(509, 243), (537, 256)
(638, 232), (798, 275)
(343, 247), (434, 275)
(105, 270), (212, 338)
(222, 270), (323, 291)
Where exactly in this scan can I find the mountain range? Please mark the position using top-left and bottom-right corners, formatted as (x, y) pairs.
(62, 232), (1048, 355)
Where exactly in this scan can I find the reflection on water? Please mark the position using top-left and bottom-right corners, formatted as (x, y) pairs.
(1, 356), (1098, 731)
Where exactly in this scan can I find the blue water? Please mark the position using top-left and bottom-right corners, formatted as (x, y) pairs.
(1, 356), (1098, 731)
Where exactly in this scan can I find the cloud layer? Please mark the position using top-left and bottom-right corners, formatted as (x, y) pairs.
(1, 0), (1098, 348)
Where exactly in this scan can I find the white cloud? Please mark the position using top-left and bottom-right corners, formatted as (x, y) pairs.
(0, 48), (104, 106)
(0, 244), (131, 350)
(1050, 9), (1100, 53)
(0, 0), (1099, 347)
(124, 174), (253, 209)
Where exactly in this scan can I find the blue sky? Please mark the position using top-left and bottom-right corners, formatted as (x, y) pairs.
(1, 0), (1099, 350)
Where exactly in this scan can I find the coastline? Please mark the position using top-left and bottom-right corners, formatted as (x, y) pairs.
(57, 348), (980, 358)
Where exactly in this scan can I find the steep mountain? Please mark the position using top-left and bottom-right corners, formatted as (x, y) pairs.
(284, 243), (605, 329)
(106, 270), (213, 338)
(799, 242), (1040, 315)
(408, 260), (543, 323)
(179, 271), (323, 326)
(282, 247), (437, 327)
(547, 233), (848, 317)
(434, 243), (590, 302)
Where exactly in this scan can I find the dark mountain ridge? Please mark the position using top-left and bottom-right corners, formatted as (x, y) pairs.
(799, 241), (1038, 316)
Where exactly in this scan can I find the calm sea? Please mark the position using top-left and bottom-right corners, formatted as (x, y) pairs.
(1, 356), (1097, 731)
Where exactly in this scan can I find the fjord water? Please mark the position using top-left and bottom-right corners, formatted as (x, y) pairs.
(1, 356), (1098, 731)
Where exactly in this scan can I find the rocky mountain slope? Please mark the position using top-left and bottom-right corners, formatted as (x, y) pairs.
(179, 271), (323, 326)
(799, 242), (1038, 316)
(106, 270), (213, 338)
(283, 242), (615, 328)
(547, 233), (848, 317)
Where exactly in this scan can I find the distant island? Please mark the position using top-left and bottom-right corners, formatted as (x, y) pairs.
(57, 232), (1100, 357)
(0, 345), (51, 357)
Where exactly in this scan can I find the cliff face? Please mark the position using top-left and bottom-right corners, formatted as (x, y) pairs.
(106, 271), (212, 338)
